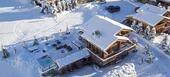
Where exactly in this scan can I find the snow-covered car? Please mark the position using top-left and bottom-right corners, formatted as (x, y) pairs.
(105, 5), (120, 13)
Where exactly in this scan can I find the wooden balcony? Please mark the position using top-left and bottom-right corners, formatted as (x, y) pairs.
(89, 44), (136, 66)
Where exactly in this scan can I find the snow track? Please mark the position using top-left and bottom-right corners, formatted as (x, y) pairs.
(129, 32), (170, 76)
(130, 32), (170, 59)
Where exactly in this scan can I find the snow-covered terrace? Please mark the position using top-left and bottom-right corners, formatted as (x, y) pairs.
(35, 34), (90, 72)
(81, 15), (133, 52)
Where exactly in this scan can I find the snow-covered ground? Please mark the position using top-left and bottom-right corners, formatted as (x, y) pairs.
(1, 0), (170, 77)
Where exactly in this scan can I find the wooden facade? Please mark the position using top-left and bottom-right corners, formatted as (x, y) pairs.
(41, 57), (90, 76)
(57, 58), (90, 74)
(163, 11), (170, 18)
(116, 29), (133, 36)
(80, 30), (136, 66)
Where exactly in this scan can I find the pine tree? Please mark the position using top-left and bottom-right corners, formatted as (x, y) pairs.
(144, 44), (149, 54)
(161, 34), (168, 49)
(131, 20), (137, 30)
(71, 0), (77, 9)
(65, 0), (69, 10)
(40, 0), (49, 14)
(144, 25), (150, 39)
(137, 22), (143, 35)
(48, 3), (56, 14)
(146, 50), (154, 63)
(33, 36), (39, 46)
(1, 46), (10, 58)
(144, 45), (154, 63)
(61, 0), (66, 11)
(149, 27), (156, 40)
(55, 0), (62, 13)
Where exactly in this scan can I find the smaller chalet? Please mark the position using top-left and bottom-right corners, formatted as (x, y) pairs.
(55, 48), (90, 74)
(38, 48), (90, 75)
(127, 12), (170, 33)
(80, 15), (136, 66)
(137, 4), (170, 18)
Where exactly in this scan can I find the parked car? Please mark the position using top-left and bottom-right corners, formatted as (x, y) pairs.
(105, 5), (120, 13)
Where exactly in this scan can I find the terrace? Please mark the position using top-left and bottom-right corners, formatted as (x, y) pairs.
(34, 34), (90, 75)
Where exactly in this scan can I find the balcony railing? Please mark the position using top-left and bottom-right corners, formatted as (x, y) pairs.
(89, 44), (136, 65)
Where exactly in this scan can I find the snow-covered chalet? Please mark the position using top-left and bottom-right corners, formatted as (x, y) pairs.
(80, 15), (136, 66)
(127, 6), (170, 33)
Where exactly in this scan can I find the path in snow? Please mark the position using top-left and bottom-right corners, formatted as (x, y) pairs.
(129, 32), (170, 76)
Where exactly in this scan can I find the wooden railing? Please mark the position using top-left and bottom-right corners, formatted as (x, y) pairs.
(41, 63), (58, 73)
(103, 44), (136, 65)
(89, 44), (136, 66)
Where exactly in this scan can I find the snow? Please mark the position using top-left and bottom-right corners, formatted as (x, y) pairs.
(128, 12), (165, 26)
(137, 4), (168, 16)
(98, 1), (137, 22)
(1, 0), (170, 77)
(129, 32), (170, 77)
(81, 15), (133, 52)
(56, 48), (90, 69)
(103, 63), (137, 77)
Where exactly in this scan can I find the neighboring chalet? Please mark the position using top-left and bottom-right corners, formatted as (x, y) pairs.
(127, 11), (170, 33)
(80, 15), (136, 66)
(136, 4), (170, 18)
(158, 0), (170, 6)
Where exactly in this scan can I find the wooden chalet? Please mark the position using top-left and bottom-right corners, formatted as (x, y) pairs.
(127, 11), (170, 33)
(80, 15), (136, 66)
(136, 4), (170, 18)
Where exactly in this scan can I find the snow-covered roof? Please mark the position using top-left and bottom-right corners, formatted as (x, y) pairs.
(137, 4), (168, 16)
(55, 48), (90, 69)
(81, 15), (133, 52)
(128, 12), (165, 26)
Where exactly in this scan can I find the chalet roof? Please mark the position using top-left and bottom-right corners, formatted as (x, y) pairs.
(128, 12), (165, 27)
(55, 48), (90, 69)
(80, 15), (133, 53)
(137, 4), (168, 16)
